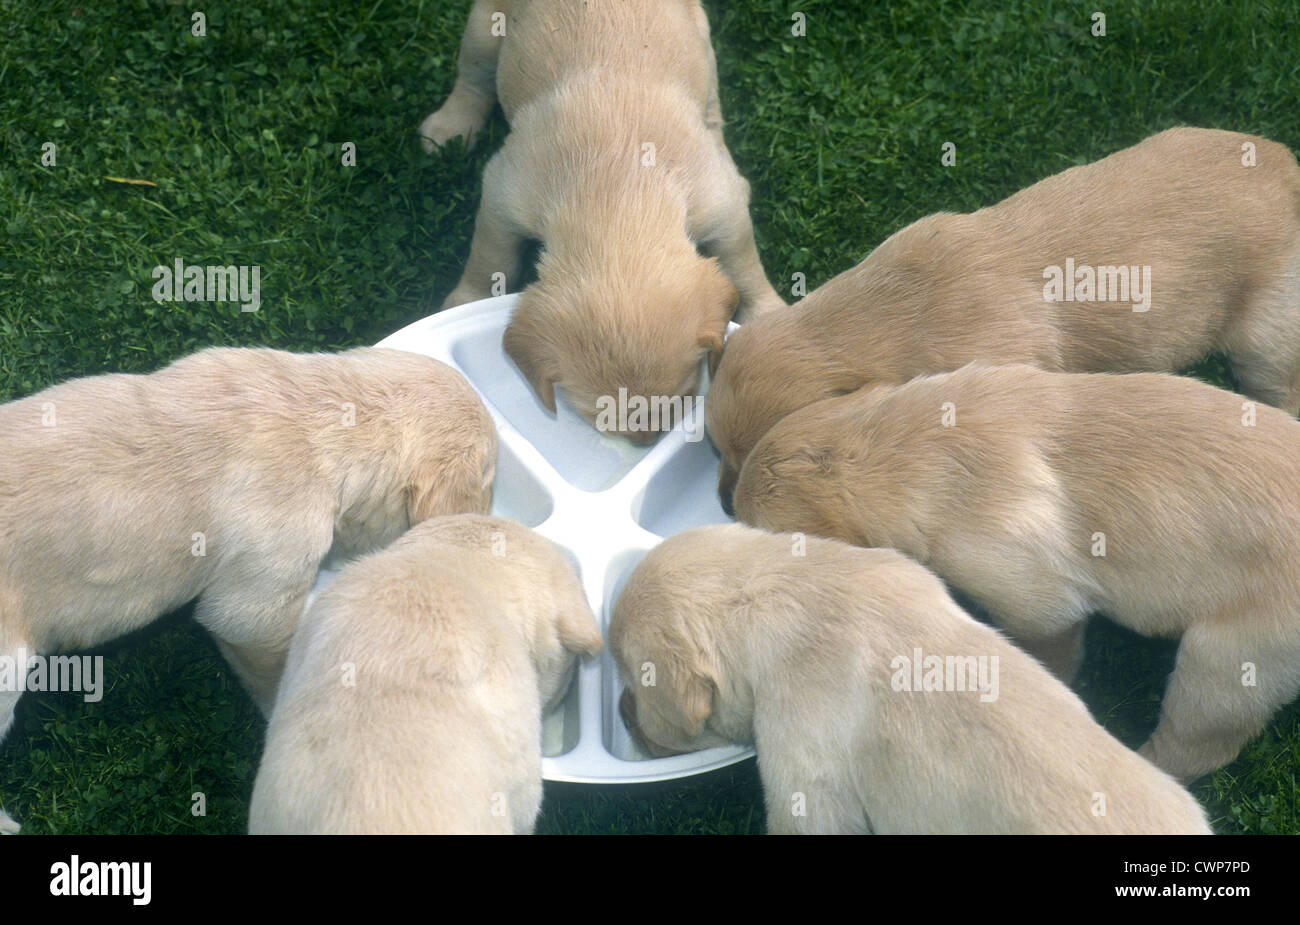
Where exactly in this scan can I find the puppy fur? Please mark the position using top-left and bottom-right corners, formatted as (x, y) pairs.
(708, 127), (1300, 503)
(610, 524), (1210, 834)
(0, 347), (495, 832)
(734, 363), (1300, 783)
(421, 0), (785, 438)
(248, 515), (603, 834)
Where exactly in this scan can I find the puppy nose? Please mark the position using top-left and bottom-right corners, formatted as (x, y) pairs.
(717, 462), (738, 516)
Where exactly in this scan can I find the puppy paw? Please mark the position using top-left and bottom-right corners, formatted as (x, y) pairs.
(418, 105), (484, 154)
(0, 808), (21, 835)
(734, 290), (788, 323)
(441, 285), (491, 310)
(1138, 738), (1201, 785)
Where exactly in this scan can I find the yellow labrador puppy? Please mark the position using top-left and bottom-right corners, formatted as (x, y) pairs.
(0, 347), (495, 832)
(708, 127), (1300, 506)
(734, 363), (1300, 783)
(611, 524), (1211, 834)
(421, 0), (785, 439)
(249, 515), (603, 834)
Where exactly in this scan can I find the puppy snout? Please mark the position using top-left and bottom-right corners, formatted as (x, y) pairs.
(619, 688), (685, 758)
(619, 688), (638, 728)
(717, 463), (737, 517)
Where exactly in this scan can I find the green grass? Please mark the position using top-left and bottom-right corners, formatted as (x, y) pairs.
(2, 0), (1299, 833)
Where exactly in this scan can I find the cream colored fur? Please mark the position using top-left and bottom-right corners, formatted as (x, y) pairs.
(248, 515), (603, 834)
(610, 524), (1211, 834)
(0, 347), (495, 833)
(421, 0), (785, 437)
(735, 363), (1300, 783)
(708, 127), (1300, 504)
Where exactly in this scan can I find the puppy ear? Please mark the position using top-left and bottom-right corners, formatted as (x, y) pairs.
(711, 269), (741, 325)
(504, 303), (560, 413)
(405, 448), (492, 524)
(732, 447), (844, 539)
(556, 575), (604, 656)
(670, 666), (717, 739)
(652, 631), (720, 739)
(559, 609), (604, 657)
(698, 268), (738, 377)
(699, 328), (726, 379)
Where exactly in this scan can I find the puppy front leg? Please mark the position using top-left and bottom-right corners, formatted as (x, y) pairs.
(419, 0), (506, 152)
(760, 768), (867, 835)
(1140, 616), (1300, 782)
(1220, 243), (1300, 416)
(0, 633), (31, 834)
(210, 638), (289, 717)
(755, 717), (867, 833)
(1017, 621), (1087, 684)
(194, 583), (309, 716)
(509, 776), (543, 834)
(443, 153), (529, 308)
(0, 691), (22, 831)
(1225, 348), (1300, 418)
(697, 171), (786, 322)
(689, 4), (724, 135)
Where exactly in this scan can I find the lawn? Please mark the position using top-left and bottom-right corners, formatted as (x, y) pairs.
(2, 0), (1298, 834)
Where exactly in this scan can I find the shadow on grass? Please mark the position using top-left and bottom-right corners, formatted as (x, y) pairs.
(0, 605), (264, 835)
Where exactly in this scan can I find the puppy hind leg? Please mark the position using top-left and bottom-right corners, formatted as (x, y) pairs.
(1139, 616), (1300, 782)
(418, 0), (505, 152)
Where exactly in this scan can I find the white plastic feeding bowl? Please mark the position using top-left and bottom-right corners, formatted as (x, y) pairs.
(312, 295), (753, 783)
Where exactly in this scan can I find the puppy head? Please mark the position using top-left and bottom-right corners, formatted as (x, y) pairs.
(420, 516), (603, 711)
(706, 322), (863, 513)
(731, 409), (856, 544)
(504, 253), (738, 443)
(609, 541), (739, 756)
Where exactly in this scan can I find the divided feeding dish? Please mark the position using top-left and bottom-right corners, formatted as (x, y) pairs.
(310, 295), (753, 783)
